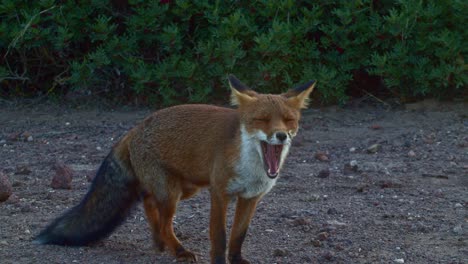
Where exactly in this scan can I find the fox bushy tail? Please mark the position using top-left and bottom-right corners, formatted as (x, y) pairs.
(34, 150), (140, 246)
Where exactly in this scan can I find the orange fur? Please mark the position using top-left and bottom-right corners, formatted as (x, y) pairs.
(36, 75), (315, 264)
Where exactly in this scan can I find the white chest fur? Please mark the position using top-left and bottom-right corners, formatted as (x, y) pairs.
(227, 126), (289, 198)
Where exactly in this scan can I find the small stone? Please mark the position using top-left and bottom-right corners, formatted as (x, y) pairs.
(292, 217), (311, 226)
(0, 139), (6, 144)
(27, 135), (33, 142)
(344, 160), (359, 175)
(273, 248), (289, 257)
(0, 172), (13, 202)
(317, 169), (330, 178)
(378, 180), (402, 189)
(356, 184), (369, 193)
(454, 203), (463, 208)
(321, 251), (334, 261)
(408, 150), (416, 157)
(327, 208), (338, 215)
(96, 146), (102, 151)
(311, 240), (322, 247)
(314, 151), (330, 162)
(453, 224), (463, 235)
(326, 220), (347, 227)
(394, 258), (405, 263)
(51, 162), (74, 189)
(15, 165), (32, 175)
(317, 232), (329, 241)
(349, 147), (356, 152)
(367, 144), (381, 153)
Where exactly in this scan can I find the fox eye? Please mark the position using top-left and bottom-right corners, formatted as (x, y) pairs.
(253, 117), (270, 122)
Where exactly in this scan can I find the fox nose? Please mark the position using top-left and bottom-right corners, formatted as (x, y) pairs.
(276, 132), (287, 142)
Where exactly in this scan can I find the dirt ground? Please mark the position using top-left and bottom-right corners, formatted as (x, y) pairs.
(0, 100), (467, 264)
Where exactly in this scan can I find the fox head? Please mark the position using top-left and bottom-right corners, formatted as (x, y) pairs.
(228, 74), (315, 179)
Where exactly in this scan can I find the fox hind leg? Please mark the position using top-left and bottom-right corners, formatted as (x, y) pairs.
(143, 194), (165, 252)
(158, 193), (197, 262)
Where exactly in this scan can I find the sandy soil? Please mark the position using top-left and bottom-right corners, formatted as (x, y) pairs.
(0, 100), (467, 264)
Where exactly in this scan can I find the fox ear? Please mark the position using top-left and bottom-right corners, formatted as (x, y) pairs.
(228, 74), (257, 106)
(284, 80), (316, 109)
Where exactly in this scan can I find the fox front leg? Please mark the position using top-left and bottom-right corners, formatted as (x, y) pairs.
(228, 197), (259, 264)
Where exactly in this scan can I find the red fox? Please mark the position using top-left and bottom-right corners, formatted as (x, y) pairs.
(34, 75), (315, 264)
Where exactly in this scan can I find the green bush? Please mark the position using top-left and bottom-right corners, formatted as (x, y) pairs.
(1, 0), (466, 105)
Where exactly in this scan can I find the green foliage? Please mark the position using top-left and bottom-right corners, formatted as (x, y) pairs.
(1, 0), (466, 105)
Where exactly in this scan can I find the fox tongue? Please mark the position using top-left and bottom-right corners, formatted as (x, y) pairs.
(263, 143), (283, 177)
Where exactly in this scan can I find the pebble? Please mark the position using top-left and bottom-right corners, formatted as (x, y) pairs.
(327, 208), (338, 215)
(317, 169), (330, 178)
(292, 217), (311, 226)
(394, 259), (405, 263)
(317, 232), (329, 241)
(453, 224), (463, 235)
(344, 160), (359, 175)
(15, 165), (32, 175)
(321, 251), (334, 261)
(51, 162), (74, 189)
(311, 239), (322, 247)
(408, 150), (416, 157)
(27, 135), (33, 142)
(273, 248), (289, 257)
(454, 203), (463, 208)
(349, 147), (356, 152)
(367, 144), (381, 153)
(314, 151), (330, 162)
(326, 220), (347, 227)
(0, 172), (13, 202)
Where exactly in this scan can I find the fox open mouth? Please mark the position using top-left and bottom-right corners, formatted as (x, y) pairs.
(260, 141), (283, 178)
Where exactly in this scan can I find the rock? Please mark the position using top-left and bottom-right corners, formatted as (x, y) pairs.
(317, 169), (330, 178)
(314, 151), (329, 162)
(321, 251), (334, 261)
(0, 172), (13, 202)
(51, 162), (74, 189)
(327, 208), (338, 215)
(15, 165), (32, 175)
(292, 217), (311, 226)
(394, 258), (405, 263)
(453, 224), (463, 235)
(344, 160), (358, 175)
(356, 184), (369, 193)
(6, 194), (20, 204)
(378, 180), (402, 189)
(311, 240), (322, 247)
(367, 144), (381, 153)
(26, 135), (33, 142)
(454, 203), (463, 208)
(326, 220), (347, 227)
(273, 248), (289, 257)
(408, 150), (416, 157)
(317, 231), (329, 241)
(349, 147), (356, 152)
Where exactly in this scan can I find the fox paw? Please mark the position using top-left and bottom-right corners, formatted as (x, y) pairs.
(229, 254), (250, 264)
(176, 249), (197, 263)
(152, 238), (166, 252)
